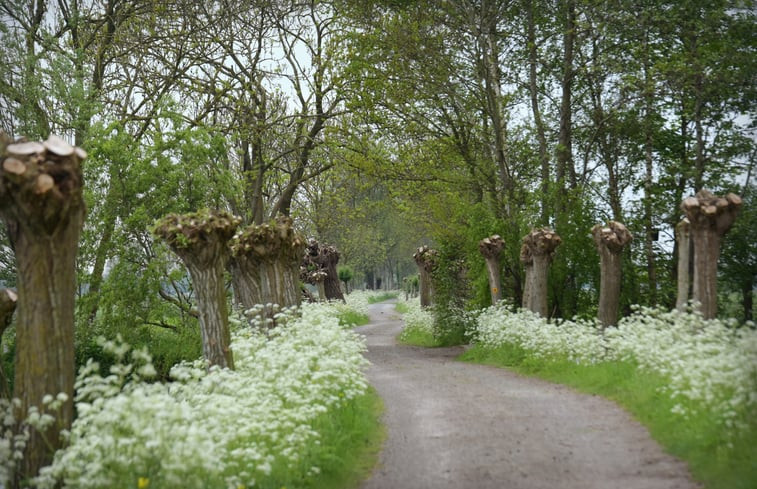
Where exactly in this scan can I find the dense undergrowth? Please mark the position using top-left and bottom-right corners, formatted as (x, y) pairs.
(2, 292), (384, 489)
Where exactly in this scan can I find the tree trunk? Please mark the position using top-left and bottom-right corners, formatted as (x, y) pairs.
(479, 235), (504, 305)
(0, 288), (17, 399)
(231, 216), (305, 312)
(675, 218), (692, 311)
(186, 257), (234, 369)
(556, 0), (577, 196)
(1, 135), (85, 483)
(592, 222), (633, 328)
(520, 244), (533, 310)
(522, 228), (561, 317)
(681, 191), (742, 319)
(153, 210), (240, 369)
(413, 246), (437, 308)
(525, 0), (550, 224)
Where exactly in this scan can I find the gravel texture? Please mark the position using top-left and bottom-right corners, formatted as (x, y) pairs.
(356, 301), (699, 489)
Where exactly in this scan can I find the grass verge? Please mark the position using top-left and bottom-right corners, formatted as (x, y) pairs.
(337, 309), (370, 327)
(460, 343), (757, 489)
(397, 327), (441, 348)
(263, 387), (385, 489)
(367, 292), (399, 304)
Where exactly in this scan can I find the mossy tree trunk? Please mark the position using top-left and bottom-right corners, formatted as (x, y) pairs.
(592, 222), (632, 328)
(479, 235), (504, 305)
(675, 218), (692, 311)
(681, 190), (742, 319)
(522, 228), (561, 317)
(1, 134), (85, 484)
(413, 246), (438, 308)
(154, 210), (240, 369)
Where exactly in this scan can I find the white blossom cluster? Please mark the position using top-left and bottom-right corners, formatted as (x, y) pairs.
(397, 298), (435, 341)
(33, 302), (369, 489)
(473, 304), (757, 430)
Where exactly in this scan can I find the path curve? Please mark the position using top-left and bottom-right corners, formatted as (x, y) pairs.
(356, 301), (699, 489)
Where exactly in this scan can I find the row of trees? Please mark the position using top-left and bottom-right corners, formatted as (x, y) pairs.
(342, 0), (755, 320)
(3, 1), (750, 328)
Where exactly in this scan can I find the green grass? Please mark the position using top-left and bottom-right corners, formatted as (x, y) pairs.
(337, 310), (370, 327)
(262, 387), (385, 489)
(367, 292), (399, 304)
(460, 343), (757, 489)
(397, 327), (442, 347)
(394, 303), (409, 314)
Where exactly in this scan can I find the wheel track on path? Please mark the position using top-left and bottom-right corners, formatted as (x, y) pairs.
(356, 301), (699, 489)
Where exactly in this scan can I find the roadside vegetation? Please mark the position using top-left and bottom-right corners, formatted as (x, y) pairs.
(2, 299), (383, 489)
(454, 303), (757, 489)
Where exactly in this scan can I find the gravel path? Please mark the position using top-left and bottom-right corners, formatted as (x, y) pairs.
(355, 301), (699, 489)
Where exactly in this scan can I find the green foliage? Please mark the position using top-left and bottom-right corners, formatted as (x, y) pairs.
(430, 240), (474, 346)
(366, 291), (399, 304)
(461, 344), (757, 489)
(267, 388), (385, 489)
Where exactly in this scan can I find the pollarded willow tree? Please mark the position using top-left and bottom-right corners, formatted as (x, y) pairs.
(681, 190), (742, 319)
(153, 209), (240, 369)
(413, 245), (438, 308)
(592, 222), (633, 328)
(521, 228), (561, 317)
(0, 134), (86, 483)
(479, 235), (504, 305)
(230, 215), (306, 312)
(302, 239), (345, 302)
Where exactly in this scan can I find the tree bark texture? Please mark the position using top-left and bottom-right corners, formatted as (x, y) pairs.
(413, 246), (438, 308)
(675, 218), (692, 311)
(681, 190), (742, 319)
(230, 215), (305, 311)
(153, 210), (240, 369)
(592, 222), (632, 328)
(302, 239), (344, 302)
(479, 235), (504, 305)
(522, 228), (561, 317)
(0, 134), (85, 482)
(520, 243), (533, 310)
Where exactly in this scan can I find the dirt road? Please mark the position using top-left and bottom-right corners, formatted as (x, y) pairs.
(355, 301), (699, 489)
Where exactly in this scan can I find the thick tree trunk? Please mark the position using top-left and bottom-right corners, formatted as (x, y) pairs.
(1, 135), (85, 483)
(522, 228), (561, 317)
(675, 218), (692, 311)
(231, 216), (305, 312)
(186, 258), (234, 369)
(479, 235), (504, 305)
(154, 210), (240, 369)
(592, 222), (632, 328)
(681, 190), (742, 319)
(413, 246), (438, 308)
